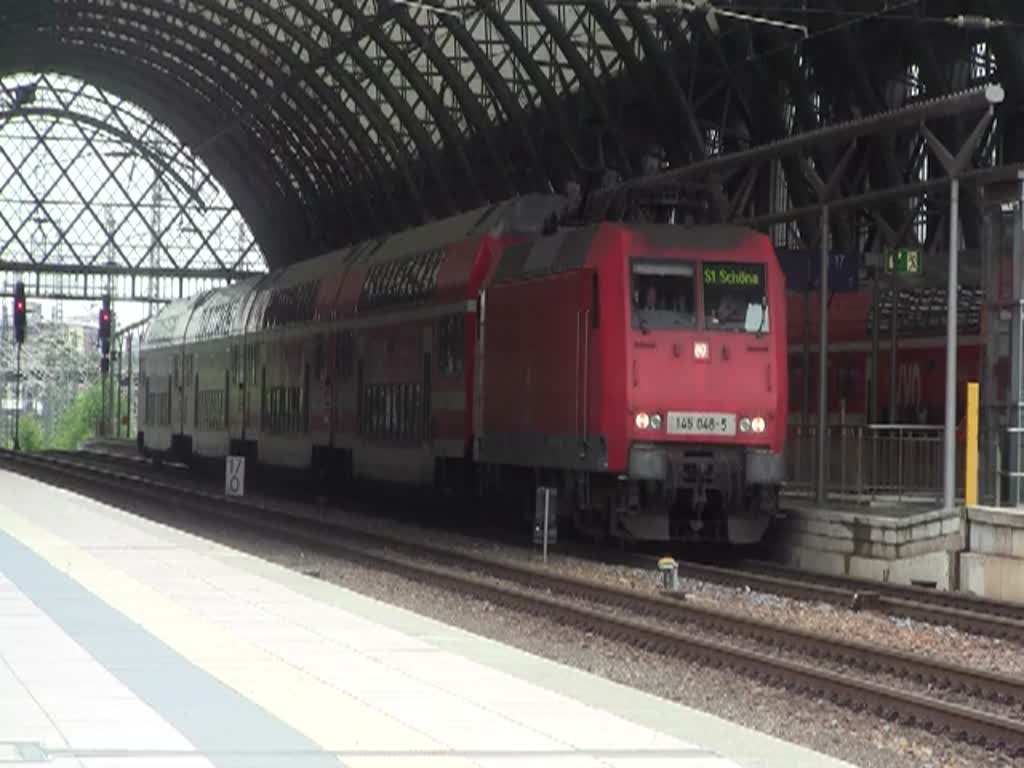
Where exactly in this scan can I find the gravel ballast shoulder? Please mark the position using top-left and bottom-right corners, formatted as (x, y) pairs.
(271, 497), (1024, 682)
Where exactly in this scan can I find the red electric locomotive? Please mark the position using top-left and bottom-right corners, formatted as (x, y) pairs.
(139, 195), (788, 544)
(476, 224), (787, 542)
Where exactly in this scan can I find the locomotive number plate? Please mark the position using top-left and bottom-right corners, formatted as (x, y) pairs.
(666, 412), (736, 436)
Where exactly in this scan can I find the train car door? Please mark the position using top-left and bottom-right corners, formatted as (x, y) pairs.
(173, 351), (183, 433)
(422, 326), (432, 441)
(473, 290), (486, 456)
(575, 271), (598, 450)
(193, 364), (199, 430)
(224, 367), (230, 437)
(260, 365), (266, 434)
(303, 362), (311, 435)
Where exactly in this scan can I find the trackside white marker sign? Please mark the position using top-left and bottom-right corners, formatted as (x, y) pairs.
(225, 456), (246, 496)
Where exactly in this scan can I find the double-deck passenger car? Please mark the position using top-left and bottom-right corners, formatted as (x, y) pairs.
(140, 195), (787, 543)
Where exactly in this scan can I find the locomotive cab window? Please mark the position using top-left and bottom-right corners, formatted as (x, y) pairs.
(702, 262), (769, 333)
(630, 261), (696, 330)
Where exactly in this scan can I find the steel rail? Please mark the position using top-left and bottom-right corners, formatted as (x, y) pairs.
(670, 560), (1024, 640)
(71, 442), (1024, 639)
(2, 449), (1024, 754)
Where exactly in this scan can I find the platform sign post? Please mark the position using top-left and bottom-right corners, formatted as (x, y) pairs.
(225, 456), (245, 497)
(533, 487), (557, 561)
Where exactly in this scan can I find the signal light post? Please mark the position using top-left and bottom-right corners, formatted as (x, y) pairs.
(99, 295), (112, 437)
(11, 282), (26, 450)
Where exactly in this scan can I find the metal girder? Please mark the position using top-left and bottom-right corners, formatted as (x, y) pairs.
(275, 0), (431, 229)
(43, 1), (391, 254)
(610, 83), (1006, 190)
(0, 260), (263, 280)
(57, 1), (332, 206)
(0, 71), (265, 298)
(0, 107), (201, 209)
(333, 0), (482, 210)
(521, 0), (629, 174)
(622, 6), (709, 168)
(390, 7), (512, 199)
(472, 0), (581, 182)
(198, 0), (398, 234)
(433, 15), (545, 191)
(202, 0), (430, 229)
(586, 82), (1005, 246)
(814, 1), (907, 242)
(48, 57), (287, 263)
(40, 26), (314, 229)
(1, 0), (1021, 270)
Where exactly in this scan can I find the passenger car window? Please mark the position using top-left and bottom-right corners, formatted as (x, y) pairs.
(702, 262), (769, 333)
(631, 260), (696, 330)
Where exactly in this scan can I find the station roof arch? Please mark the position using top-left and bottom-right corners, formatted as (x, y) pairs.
(2, 1), (1022, 269)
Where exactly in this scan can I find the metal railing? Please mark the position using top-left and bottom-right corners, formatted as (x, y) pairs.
(785, 423), (962, 504)
(989, 423), (1024, 508)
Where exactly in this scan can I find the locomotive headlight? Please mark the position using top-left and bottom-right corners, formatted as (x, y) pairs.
(650, 413), (663, 430)
(739, 417), (752, 433)
(693, 341), (709, 360)
(635, 412), (650, 429)
(751, 416), (766, 433)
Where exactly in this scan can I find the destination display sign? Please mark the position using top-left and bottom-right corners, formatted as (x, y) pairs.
(702, 263), (763, 287)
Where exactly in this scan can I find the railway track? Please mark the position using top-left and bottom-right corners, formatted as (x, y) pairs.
(673, 559), (1024, 640)
(3, 448), (1024, 755)
(70, 444), (1024, 640)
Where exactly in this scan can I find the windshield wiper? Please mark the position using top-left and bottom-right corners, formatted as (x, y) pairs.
(754, 298), (767, 338)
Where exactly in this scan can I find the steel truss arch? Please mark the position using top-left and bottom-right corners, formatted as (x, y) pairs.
(1, 1), (1021, 268)
(58, 5), (349, 227)
(26, 33), (313, 243)
(0, 72), (266, 307)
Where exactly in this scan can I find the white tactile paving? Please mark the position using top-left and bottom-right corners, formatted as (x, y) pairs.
(0, 574), (212, 766)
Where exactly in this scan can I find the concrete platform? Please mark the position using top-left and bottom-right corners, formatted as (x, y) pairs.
(961, 505), (1024, 602)
(0, 469), (853, 768)
(771, 496), (964, 589)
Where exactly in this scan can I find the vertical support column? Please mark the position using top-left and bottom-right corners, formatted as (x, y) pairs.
(870, 255), (880, 424)
(944, 177), (960, 511)
(802, 266), (811, 426)
(889, 266), (898, 422)
(100, 370), (107, 438)
(916, 92), (1002, 506)
(816, 204), (830, 504)
(126, 334), (134, 440)
(979, 203), (997, 503)
(116, 338), (123, 439)
(1010, 180), (1024, 506)
(13, 344), (21, 451)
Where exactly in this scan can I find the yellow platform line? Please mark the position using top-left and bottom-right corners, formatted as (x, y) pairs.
(0, 502), (474, 768)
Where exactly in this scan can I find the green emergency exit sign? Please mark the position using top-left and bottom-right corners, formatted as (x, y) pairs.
(886, 247), (920, 274)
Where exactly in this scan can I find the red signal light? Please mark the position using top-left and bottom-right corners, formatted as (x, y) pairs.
(15, 301), (23, 312)
(101, 310), (110, 322)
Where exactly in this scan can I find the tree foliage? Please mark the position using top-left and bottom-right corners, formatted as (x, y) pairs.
(50, 381), (104, 451)
(3, 380), (134, 452)
(17, 414), (45, 452)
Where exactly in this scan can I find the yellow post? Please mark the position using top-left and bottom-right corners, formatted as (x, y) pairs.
(966, 381), (979, 507)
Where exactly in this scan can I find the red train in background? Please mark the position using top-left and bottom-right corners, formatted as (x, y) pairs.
(139, 194), (788, 544)
(785, 286), (987, 426)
